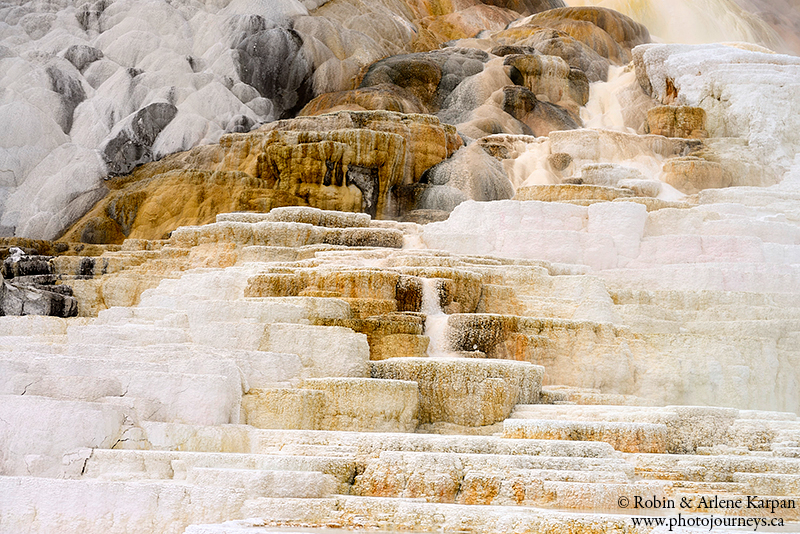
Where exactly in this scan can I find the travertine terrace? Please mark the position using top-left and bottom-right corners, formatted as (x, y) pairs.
(2, 0), (800, 533)
(3, 199), (800, 533)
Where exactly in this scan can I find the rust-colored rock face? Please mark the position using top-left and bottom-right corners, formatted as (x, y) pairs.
(299, 84), (428, 116)
(61, 111), (463, 243)
(480, 0), (566, 16)
(59, 169), (306, 244)
(646, 105), (707, 139)
(498, 10), (647, 65)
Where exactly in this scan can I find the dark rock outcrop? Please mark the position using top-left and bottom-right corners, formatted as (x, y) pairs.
(63, 44), (103, 72)
(356, 48), (491, 114)
(0, 249), (77, 317)
(518, 28), (610, 82)
(416, 143), (514, 211)
(234, 26), (314, 119)
(46, 63), (87, 134)
(101, 102), (178, 176)
(2, 251), (52, 279)
(225, 115), (256, 134)
(501, 85), (580, 136)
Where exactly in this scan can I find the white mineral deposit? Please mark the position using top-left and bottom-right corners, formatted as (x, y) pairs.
(2, 0), (800, 533)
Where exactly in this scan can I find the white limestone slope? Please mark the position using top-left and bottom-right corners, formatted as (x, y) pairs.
(634, 43), (800, 174)
(1, 207), (800, 533)
(0, 0), (411, 239)
(421, 180), (800, 411)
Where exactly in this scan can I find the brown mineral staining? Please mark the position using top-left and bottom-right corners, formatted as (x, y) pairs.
(662, 156), (729, 194)
(299, 84), (428, 116)
(646, 105), (708, 139)
(61, 111), (462, 244)
(497, 7), (650, 65)
(60, 169), (305, 244)
(523, 7), (651, 57)
(548, 152), (573, 171)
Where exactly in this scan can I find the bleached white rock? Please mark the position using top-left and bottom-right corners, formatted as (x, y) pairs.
(80, 448), (356, 489)
(67, 324), (190, 346)
(424, 198), (800, 275)
(0, 315), (69, 337)
(60, 344), (303, 390)
(4, 143), (107, 239)
(634, 43), (800, 174)
(1, 373), (124, 401)
(424, 200), (632, 269)
(0, 100), (68, 228)
(0, 476), (257, 534)
(261, 324), (370, 378)
(586, 201), (647, 262)
(0, 395), (130, 477)
(185, 467), (336, 498)
(177, 81), (257, 125)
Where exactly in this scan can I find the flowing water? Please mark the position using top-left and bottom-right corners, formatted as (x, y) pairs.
(565, 0), (787, 51)
(420, 277), (460, 358)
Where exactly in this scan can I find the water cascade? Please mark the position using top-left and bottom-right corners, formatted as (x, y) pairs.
(566, 0), (792, 53)
(420, 277), (455, 357)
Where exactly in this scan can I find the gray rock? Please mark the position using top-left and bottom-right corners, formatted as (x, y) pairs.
(422, 144), (514, 202)
(0, 251), (77, 317)
(437, 74), (487, 126)
(234, 26), (313, 119)
(520, 28), (610, 82)
(399, 209), (452, 225)
(1, 279), (78, 318)
(224, 114), (255, 133)
(186, 55), (205, 73)
(490, 45), (539, 57)
(63, 44), (104, 72)
(101, 102), (178, 176)
(46, 63), (87, 133)
(361, 48), (490, 112)
(417, 185), (469, 212)
(501, 85), (579, 137)
(19, 12), (56, 40)
(75, 0), (109, 33)
(2, 252), (53, 279)
(346, 164), (380, 217)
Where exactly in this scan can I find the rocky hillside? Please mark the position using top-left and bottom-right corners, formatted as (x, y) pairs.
(2, 0), (796, 243)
